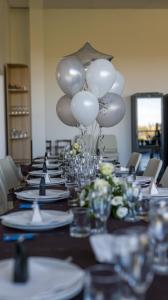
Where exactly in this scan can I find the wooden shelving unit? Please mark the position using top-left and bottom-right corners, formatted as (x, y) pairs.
(5, 64), (32, 164)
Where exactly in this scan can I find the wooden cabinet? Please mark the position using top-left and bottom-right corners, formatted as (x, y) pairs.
(4, 64), (32, 164)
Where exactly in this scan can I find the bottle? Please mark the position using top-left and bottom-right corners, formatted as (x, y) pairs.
(42, 161), (47, 173)
(13, 239), (29, 283)
(39, 176), (46, 196)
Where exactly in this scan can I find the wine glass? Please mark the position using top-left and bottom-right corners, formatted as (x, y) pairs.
(149, 197), (168, 274)
(113, 226), (154, 300)
(124, 180), (141, 222)
(89, 190), (111, 234)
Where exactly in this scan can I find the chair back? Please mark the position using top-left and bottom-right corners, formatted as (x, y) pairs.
(55, 139), (71, 155)
(0, 157), (20, 191)
(143, 158), (163, 182)
(97, 134), (118, 161)
(159, 166), (168, 187)
(7, 156), (23, 181)
(0, 177), (8, 214)
(126, 152), (142, 172)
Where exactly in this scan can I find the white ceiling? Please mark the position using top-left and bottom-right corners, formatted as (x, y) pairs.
(8, 0), (168, 9)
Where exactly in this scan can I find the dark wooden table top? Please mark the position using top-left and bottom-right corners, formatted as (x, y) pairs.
(2, 177), (168, 299)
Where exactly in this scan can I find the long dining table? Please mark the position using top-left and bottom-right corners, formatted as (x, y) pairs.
(1, 168), (168, 300)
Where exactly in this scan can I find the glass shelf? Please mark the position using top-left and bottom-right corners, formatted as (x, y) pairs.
(8, 89), (29, 93)
(9, 113), (29, 116)
(10, 136), (30, 140)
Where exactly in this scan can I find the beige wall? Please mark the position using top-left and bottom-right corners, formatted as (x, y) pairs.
(43, 9), (168, 164)
(6, 8), (168, 162)
(0, 0), (10, 74)
(10, 8), (30, 64)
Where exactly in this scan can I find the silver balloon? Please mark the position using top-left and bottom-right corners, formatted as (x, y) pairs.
(97, 93), (126, 128)
(56, 56), (85, 96)
(65, 42), (113, 67)
(56, 95), (78, 127)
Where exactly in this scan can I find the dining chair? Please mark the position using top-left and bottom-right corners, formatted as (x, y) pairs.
(0, 177), (9, 214)
(55, 139), (71, 155)
(126, 152), (142, 172)
(159, 166), (168, 187)
(96, 134), (118, 161)
(0, 157), (20, 191)
(143, 158), (163, 182)
(7, 155), (23, 181)
(46, 140), (52, 154)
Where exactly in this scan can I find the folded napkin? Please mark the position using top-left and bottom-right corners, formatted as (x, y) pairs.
(90, 234), (139, 263)
(31, 202), (43, 224)
(149, 180), (158, 195)
(45, 173), (51, 184)
(90, 234), (115, 263)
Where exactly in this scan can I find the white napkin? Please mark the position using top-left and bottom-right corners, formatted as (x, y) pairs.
(120, 167), (128, 172)
(90, 234), (139, 263)
(149, 180), (158, 195)
(31, 202), (43, 224)
(90, 234), (116, 263)
(45, 173), (51, 184)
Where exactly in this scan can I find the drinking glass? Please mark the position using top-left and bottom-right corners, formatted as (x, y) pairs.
(70, 207), (91, 238)
(89, 191), (111, 234)
(113, 227), (154, 300)
(149, 197), (168, 274)
(84, 264), (126, 300)
(124, 181), (141, 222)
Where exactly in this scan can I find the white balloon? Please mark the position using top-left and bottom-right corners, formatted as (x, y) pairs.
(109, 70), (125, 95)
(86, 59), (116, 98)
(71, 91), (99, 126)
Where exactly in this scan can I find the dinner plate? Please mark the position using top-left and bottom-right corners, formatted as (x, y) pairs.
(33, 158), (59, 163)
(0, 257), (84, 300)
(32, 163), (61, 169)
(15, 189), (70, 202)
(152, 188), (168, 197)
(1, 210), (73, 231)
(26, 178), (66, 186)
(28, 170), (63, 177)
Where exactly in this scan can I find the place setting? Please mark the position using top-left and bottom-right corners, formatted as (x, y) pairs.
(0, 238), (84, 300)
(1, 200), (73, 231)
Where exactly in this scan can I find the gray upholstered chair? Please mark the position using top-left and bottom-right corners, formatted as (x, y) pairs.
(159, 166), (168, 187)
(126, 152), (142, 172)
(97, 134), (118, 161)
(0, 157), (20, 191)
(0, 177), (9, 214)
(143, 158), (163, 182)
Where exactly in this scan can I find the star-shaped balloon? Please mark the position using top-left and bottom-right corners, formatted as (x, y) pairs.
(64, 42), (113, 67)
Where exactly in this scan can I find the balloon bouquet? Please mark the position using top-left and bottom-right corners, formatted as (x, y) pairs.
(56, 42), (125, 154)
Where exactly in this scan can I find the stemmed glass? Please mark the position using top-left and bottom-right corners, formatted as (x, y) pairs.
(89, 190), (111, 234)
(124, 179), (141, 222)
(149, 197), (168, 274)
(113, 227), (154, 300)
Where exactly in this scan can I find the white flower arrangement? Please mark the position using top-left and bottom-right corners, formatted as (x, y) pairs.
(70, 142), (81, 156)
(116, 206), (128, 219)
(99, 162), (114, 177)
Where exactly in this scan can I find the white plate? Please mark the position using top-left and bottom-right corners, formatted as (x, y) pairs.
(26, 178), (66, 186)
(1, 210), (73, 231)
(33, 158), (58, 163)
(28, 170), (63, 177)
(32, 163), (61, 169)
(0, 257), (84, 300)
(135, 176), (151, 184)
(15, 189), (70, 202)
(152, 188), (168, 197)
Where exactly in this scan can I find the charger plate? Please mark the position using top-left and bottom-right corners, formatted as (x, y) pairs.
(0, 257), (84, 300)
(28, 170), (63, 177)
(15, 189), (70, 203)
(1, 210), (72, 231)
